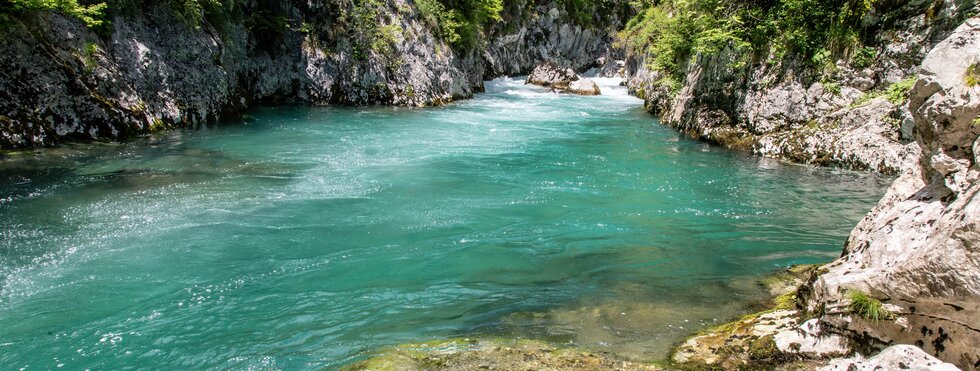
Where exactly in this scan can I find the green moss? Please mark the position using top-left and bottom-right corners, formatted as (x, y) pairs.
(748, 334), (779, 361)
(696, 311), (764, 336)
(848, 290), (894, 321)
(773, 291), (798, 310)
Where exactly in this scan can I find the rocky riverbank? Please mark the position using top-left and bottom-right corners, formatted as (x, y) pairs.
(0, 0), (629, 149)
(642, 12), (980, 370)
(623, 0), (976, 174)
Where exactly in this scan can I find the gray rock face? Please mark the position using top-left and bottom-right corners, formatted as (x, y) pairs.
(820, 345), (960, 371)
(803, 17), (980, 369)
(624, 0), (975, 173)
(481, 6), (624, 79)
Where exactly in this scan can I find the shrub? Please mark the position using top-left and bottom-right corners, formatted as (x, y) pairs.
(824, 82), (842, 95)
(82, 42), (98, 73)
(851, 46), (877, 69)
(616, 0), (884, 85)
(848, 290), (894, 321)
(415, 0), (502, 51)
(1, 0), (108, 28)
(851, 76), (917, 108)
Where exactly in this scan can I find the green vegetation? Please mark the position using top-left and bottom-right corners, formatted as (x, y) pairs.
(848, 290), (894, 321)
(824, 82), (842, 95)
(748, 334), (780, 361)
(851, 45), (877, 68)
(559, 0), (602, 25)
(1, 0), (107, 28)
(416, 0), (503, 51)
(617, 0), (886, 91)
(81, 42), (98, 73)
(966, 62), (980, 87)
(851, 76), (917, 108)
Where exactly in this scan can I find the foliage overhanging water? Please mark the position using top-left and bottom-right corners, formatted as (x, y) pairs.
(0, 78), (889, 369)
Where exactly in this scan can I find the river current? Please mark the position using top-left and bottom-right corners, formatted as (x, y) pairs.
(0, 78), (889, 369)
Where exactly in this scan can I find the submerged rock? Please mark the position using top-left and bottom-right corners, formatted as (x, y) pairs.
(597, 57), (625, 78)
(344, 338), (661, 371)
(669, 265), (849, 369)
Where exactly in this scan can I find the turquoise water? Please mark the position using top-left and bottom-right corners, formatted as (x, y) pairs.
(0, 78), (889, 369)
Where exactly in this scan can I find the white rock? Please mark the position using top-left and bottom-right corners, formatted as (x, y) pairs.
(821, 345), (961, 371)
(567, 79), (601, 96)
(774, 319), (849, 358)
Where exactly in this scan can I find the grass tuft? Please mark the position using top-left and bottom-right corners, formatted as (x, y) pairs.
(848, 291), (894, 321)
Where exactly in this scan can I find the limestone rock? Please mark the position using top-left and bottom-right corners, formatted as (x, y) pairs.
(803, 17), (980, 369)
(773, 319), (849, 358)
(820, 345), (960, 371)
(525, 61), (579, 89)
(525, 62), (604, 96)
(567, 78), (601, 95)
(597, 57), (625, 77)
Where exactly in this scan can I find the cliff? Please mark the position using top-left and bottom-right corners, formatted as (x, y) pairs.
(0, 0), (628, 149)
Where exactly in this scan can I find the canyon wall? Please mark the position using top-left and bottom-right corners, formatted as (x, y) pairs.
(0, 0), (628, 149)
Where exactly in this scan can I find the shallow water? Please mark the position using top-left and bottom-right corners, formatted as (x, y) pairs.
(0, 78), (889, 369)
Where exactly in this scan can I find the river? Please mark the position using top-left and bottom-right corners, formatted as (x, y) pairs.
(0, 77), (890, 369)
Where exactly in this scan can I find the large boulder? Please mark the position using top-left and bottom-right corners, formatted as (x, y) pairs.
(525, 62), (602, 96)
(567, 79), (601, 95)
(525, 61), (579, 89)
(802, 17), (980, 369)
